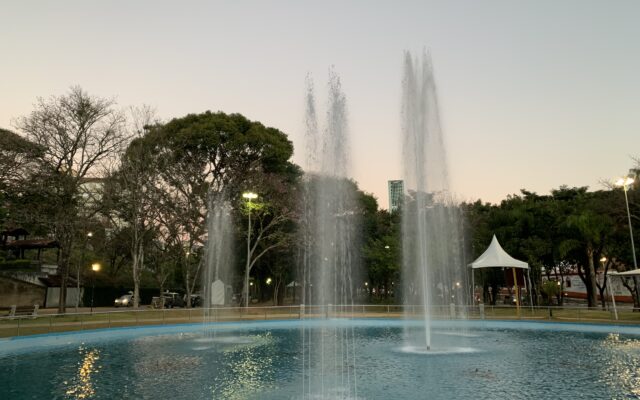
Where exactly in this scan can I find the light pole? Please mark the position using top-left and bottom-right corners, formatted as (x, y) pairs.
(601, 256), (618, 320)
(76, 231), (92, 312)
(616, 176), (637, 269)
(242, 191), (258, 308)
(90, 263), (100, 313)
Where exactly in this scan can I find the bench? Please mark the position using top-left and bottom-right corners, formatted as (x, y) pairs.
(0, 304), (39, 318)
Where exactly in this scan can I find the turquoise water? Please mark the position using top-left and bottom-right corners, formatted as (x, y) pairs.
(1, 319), (640, 399)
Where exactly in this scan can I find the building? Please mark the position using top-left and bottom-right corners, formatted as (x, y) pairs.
(0, 228), (81, 308)
(388, 180), (404, 213)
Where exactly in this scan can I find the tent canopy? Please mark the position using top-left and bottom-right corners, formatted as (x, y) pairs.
(608, 269), (640, 277)
(469, 235), (529, 270)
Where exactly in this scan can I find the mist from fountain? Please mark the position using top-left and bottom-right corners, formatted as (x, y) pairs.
(202, 192), (235, 335)
(300, 69), (360, 399)
(401, 51), (469, 353)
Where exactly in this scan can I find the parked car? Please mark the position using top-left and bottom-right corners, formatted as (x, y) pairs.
(162, 291), (185, 308)
(114, 294), (134, 307)
(189, 294), (203, 308)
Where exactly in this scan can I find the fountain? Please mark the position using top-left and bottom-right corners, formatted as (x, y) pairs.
(400, 50), (469, 352)
(4, 53), (640, 400)
(300, 69), (360, 399)
(202, 192), (235, 330)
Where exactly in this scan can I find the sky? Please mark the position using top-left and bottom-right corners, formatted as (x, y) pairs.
(2, 0), (639, 209)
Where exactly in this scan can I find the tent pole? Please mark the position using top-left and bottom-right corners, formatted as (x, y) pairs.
(512, 267), (520, 317)
(607, 276), (618, 320)
(527, 269), (534, 311)
(471, 268), (475, 306)
(523, 269), (528, 305)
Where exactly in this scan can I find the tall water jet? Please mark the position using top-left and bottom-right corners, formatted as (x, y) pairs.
(202, 191), (235, 330)
(401, 51), (469, 352)
(300, 69), (360, 399)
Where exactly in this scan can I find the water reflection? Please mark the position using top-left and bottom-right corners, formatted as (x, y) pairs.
(64, 346), (100, 399)
(602, 333), (640, 396)
(211, 333), (276, 399)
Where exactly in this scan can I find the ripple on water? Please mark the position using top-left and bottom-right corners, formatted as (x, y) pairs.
(398, 345), (479, 355)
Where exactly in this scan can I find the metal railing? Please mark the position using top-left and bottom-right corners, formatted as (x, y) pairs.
(1, 304), (638, 338)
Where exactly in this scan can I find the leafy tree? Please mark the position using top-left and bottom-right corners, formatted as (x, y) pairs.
(126, 111), (299, 305)
(363, 207), (400, 302)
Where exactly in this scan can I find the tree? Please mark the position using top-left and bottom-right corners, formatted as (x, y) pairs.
(127, 111), (299, 305)
(0, 128), (43, 191)
(239, 170), (300, 306)
(14, 86), (128, 312)
(362, 202), (400, 302)
(102, 107), (159, 308)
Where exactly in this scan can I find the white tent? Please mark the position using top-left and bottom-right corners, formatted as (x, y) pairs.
(605, 269), (640, 320)
(469, 235), (533, 310)
(608, 269), (640, 277)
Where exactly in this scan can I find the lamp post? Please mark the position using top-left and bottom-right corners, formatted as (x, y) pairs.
(242, 191), (258, 308)
(616, 176), (637, 269)
(76, 231), (92, 312)
(90, 263), (100, 313)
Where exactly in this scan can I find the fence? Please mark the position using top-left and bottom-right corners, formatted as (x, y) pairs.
(1, 304), (639, 338)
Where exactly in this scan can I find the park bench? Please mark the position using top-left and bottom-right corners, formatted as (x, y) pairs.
(0, 304), (39, 318)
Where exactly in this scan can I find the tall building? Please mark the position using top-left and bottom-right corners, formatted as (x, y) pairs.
(388, 180), (404, 213)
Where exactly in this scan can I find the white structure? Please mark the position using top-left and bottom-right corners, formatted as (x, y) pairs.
(210, 279), (225, 306)
(469, 235), (533, 309)
(606, 269), (640, 320)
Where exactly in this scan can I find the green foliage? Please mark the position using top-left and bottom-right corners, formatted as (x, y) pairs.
(0, 259), (34, 271)
(465, 183), (638, 307)
(541, 280), (561, 298)
(362, 202), (400, 301)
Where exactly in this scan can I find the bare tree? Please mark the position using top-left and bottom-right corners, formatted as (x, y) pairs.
(0, 128), (43, 190)
(15, 86), (128, 313)
(101, 106), (159, 308)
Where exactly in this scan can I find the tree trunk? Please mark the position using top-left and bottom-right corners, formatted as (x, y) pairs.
(598, 286), (607, 310)
(185, 267), (192, 309)
(634, 277), (640, 311)
(273, 279), (281, 306)
(57, 236), (73, 313)
(132, 241), (143, 309)
(622, 278), (640, 310)
(585, 248), (598, 308)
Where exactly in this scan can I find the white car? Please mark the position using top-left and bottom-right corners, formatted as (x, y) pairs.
(114, 294), (134, 307)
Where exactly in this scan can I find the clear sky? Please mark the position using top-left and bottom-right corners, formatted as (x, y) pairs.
(2, 0), (639, 208)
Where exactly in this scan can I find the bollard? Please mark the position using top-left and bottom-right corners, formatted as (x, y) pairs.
(479, 303), (485, 320)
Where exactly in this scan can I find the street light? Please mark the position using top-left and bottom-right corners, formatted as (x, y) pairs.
(600, 256), (618, 320)
(76, 231), (94, 312)
(242, 191), (258, 308)
(615, 176), (637, 269)
(90, 263), (100, 313)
